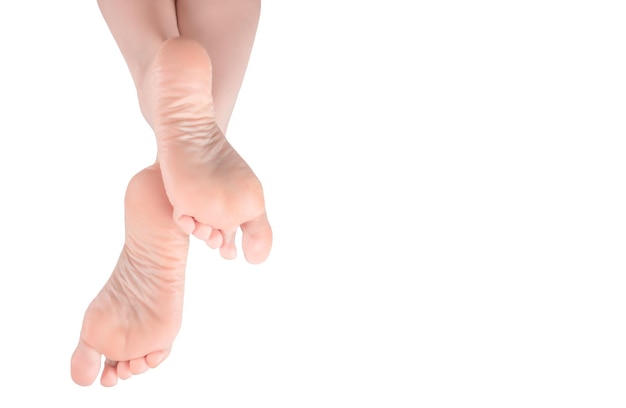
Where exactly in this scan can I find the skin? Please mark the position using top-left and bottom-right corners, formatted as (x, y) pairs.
(97, 0), (272, 261)
(71, 164), (188, 387)
(148, 36), (271, 263)
(70, 0), (271, 386)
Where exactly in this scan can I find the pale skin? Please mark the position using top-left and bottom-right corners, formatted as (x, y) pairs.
(70, 0), (271, 386)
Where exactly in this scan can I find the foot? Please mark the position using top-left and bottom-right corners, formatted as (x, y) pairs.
(70, 164), (189, 387)
(142, 36), (272, 264)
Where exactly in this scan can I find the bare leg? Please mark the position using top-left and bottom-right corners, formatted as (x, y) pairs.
(96, 0), (179, 124)
(71, 3), (183, 386)
(175, 0), (261, 133)
(71, 164), (189, 386)
(71, 0), (270, 387)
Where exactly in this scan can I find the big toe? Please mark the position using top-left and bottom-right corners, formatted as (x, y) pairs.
(71, 339), (102, 386)
(241, 214), (273, 264)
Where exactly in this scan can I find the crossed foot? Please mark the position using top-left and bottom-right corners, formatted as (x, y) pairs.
(71, 164), (187, 386)
(145, 36), (272, 264)
(71, 37), (272, 386)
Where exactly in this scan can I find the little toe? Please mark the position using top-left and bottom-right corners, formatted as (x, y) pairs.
(220, 229), (238, 260)
(206, 228), (224, 249)
(70, 339), (102, 386)
(116, 360), (133, 380)
(146, 349), (170, 369)
(100, 361), (119, 387)
(192, 221), (213, 241)
(129, 356), (150, 375)
(174, 213), (196, 235)
(241, 213), (273, 264)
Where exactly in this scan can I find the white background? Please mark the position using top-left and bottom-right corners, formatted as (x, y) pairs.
(0, 1), (625, 406)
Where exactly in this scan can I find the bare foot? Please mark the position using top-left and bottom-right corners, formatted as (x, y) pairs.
(70, 164), (189, 387)
(141, 36), (272, 264)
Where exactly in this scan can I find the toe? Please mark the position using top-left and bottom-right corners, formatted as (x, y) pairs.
(146, 349), (170, 368)
(70, 339), (102, 386)
(129, 357), (150, 375)
(220, 229), (238, 260)
(192, 221), (213, 241)
(174, 213), (195, 235)
(206, 228), (223, 249)
(100, 361), (119, 387)
(116, 361), (133, 380)
(241, 213), (273, 264)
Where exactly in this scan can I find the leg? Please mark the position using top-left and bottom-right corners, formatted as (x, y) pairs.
(70, 164), (189, 386)
(175, 0), (261, 133)
(96, 0), (179, 125)
(71, 1), (185, 386)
